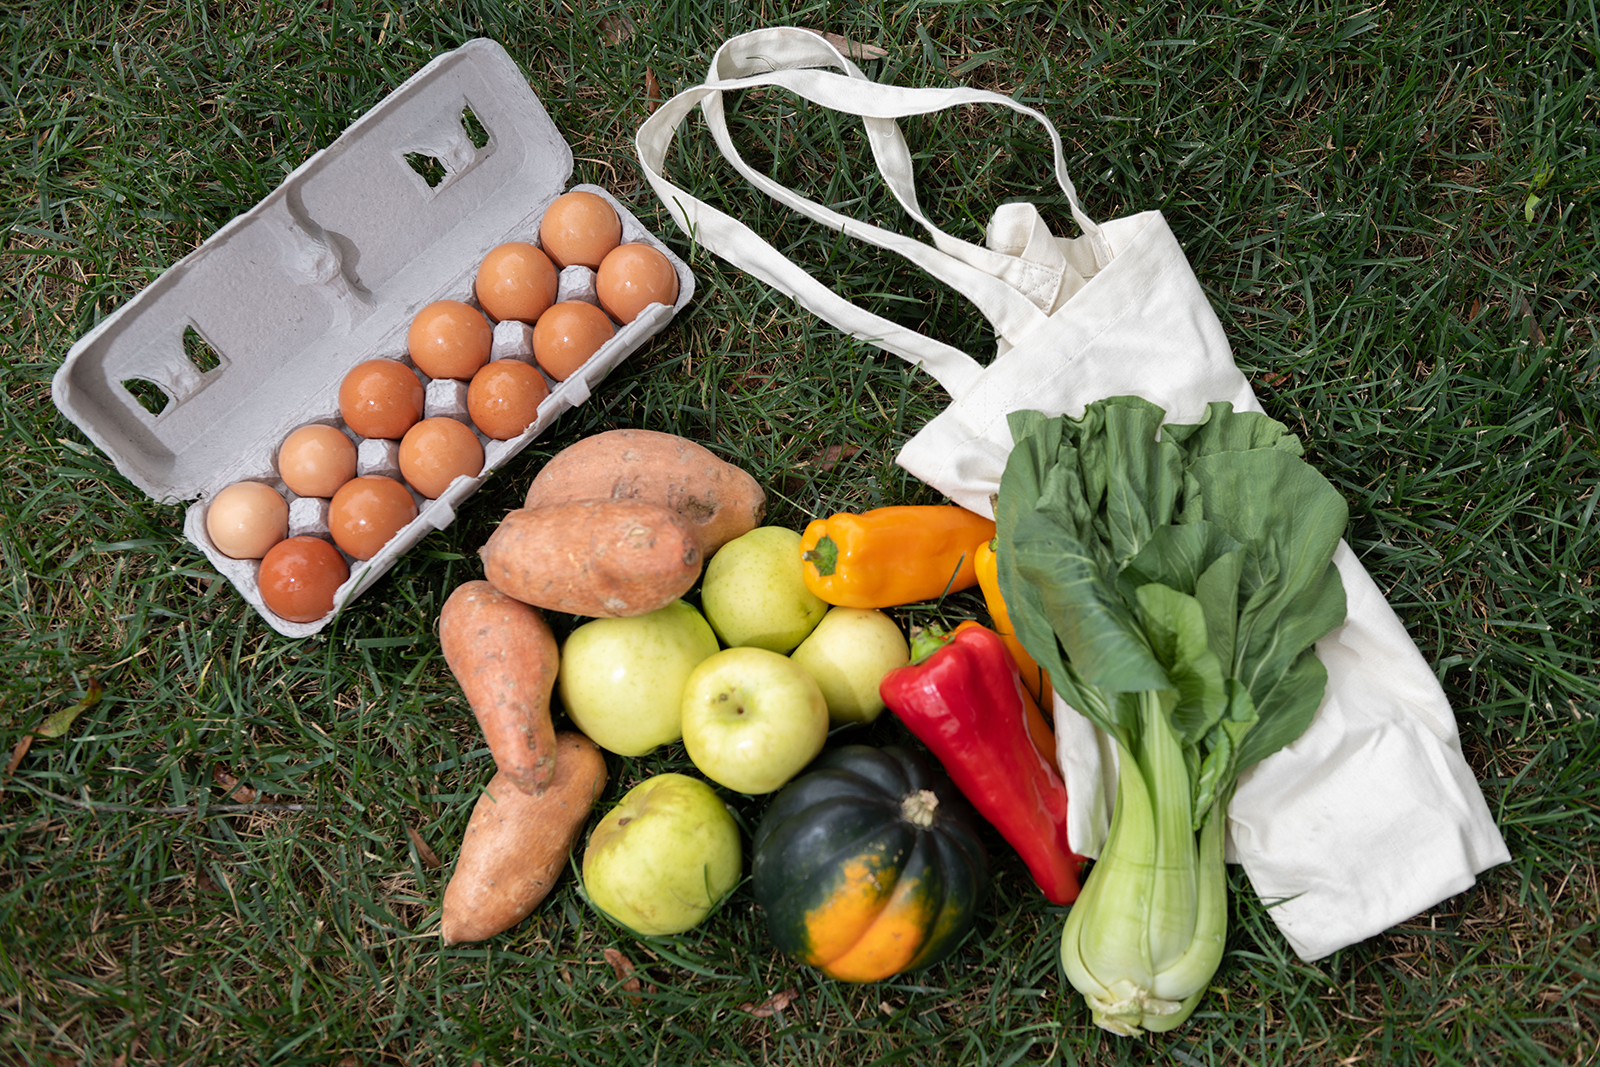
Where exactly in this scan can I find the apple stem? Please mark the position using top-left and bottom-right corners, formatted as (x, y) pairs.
(900, 789), (940, 828)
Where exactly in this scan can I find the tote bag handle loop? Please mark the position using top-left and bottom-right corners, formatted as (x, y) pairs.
(636, 26), (1111, 399)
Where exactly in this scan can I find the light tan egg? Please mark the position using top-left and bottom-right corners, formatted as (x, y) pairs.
(206, 481), (289, 560)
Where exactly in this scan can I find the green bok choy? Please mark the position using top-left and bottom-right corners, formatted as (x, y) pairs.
(994, 396), (1349, 1035)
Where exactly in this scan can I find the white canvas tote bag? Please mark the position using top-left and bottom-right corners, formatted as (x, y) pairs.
(636, 26), (1509, 961)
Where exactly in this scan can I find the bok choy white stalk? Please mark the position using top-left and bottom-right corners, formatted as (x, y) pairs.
(994, 397), (1349, 1035)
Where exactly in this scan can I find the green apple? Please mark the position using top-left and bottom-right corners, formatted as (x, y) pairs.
(557, 600), (720, 756)
(699, 526), (828, 653)
(581, 773), (741, 937)
(680, 646), (829, 794)
(789, 606), (911, 726)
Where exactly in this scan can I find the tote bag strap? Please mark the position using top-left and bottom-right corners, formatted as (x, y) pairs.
(636, 27), (1110, 399)
(701, 32), (1104, 334)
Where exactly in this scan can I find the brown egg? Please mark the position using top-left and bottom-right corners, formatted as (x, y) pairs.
(407, 299), (493, 380)
(328, 475), (418, 560)
(398, 417), (486, 499)
(475, 242), (558, 323)
(538, 190), (621, 269)
(532, 301), (615, 381)
(206, 481), (288, 560)
(277, 424), (357, 498)
(339, 359), (425, 440)
(595, 242), (680, 324)
(258, 536), (349, 623)
(468, 361), (550, 440)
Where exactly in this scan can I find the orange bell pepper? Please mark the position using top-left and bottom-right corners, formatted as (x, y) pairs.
(974, 539), (1052, 707)
(799, 505), (996, 608)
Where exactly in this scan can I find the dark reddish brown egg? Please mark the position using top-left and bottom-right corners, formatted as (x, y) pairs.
(258, 536), (349, 623)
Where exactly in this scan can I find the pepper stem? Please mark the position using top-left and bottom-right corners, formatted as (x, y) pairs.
(900, 789), (940, 828)
(800, 535), (839, 576)
(907, 625), (956, 664)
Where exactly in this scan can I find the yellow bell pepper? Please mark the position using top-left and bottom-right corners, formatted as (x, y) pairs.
(974, 538), (1052, 707)
(799, 506), (996, 608)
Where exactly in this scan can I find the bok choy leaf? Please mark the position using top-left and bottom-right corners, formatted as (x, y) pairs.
(995, 396), (1349, 1035)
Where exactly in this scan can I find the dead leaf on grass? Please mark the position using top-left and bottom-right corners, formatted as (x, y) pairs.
(645, 67), (661, 113)
(803, 29), (888, 61)
(406, 824), (443, 869)
(35, 679), (103, 740)
(600, 13), (635, 46)
(807, 443), (862, 471)
(603, 947), (656, 996)
(1517, 294), (1547, 346)
(212, 766), (259, 804)
(741, 988), (800, 1017)
(5, 735), (32, 781)
(6, 681), (104, 785)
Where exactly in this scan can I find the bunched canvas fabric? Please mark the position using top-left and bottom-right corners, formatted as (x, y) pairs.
(635, 26), (1509, 961)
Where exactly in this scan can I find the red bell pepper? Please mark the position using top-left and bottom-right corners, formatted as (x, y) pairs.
(879, 622), (1085, 905)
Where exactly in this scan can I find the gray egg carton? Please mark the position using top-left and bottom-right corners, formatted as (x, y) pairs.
(51, 39), (694, 638)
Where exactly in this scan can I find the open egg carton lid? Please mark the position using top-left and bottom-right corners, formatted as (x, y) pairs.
(51, 38), (694, 638)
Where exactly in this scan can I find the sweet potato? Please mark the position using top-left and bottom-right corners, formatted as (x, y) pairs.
(524, 428), (765, 554)
(479, 499), (701, 617)
(441, 732), (607, 944)
(440, 580), (559, 794)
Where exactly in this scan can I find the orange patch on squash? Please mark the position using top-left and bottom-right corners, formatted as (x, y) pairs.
(800, 857), (895, 966)
(819, 872), (932, 983)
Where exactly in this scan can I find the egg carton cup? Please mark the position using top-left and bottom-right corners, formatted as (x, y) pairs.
(51, 39), (694, 638)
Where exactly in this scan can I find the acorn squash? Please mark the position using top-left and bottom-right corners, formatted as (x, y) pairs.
(751, 744), (989, 982)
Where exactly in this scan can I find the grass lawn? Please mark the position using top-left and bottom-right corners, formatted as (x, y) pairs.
(3, 1), (1597, 1064)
